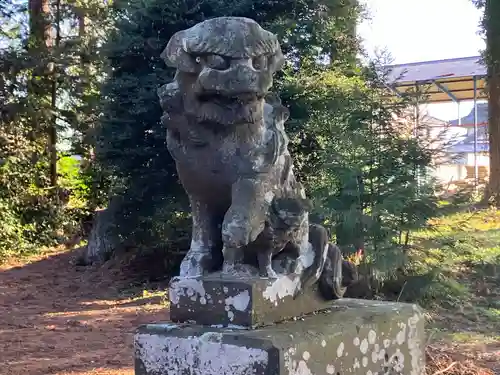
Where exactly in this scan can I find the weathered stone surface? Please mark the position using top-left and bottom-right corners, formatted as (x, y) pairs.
(135, 299), (426, 375)
(157, 16), (352, 301)
(169, 275), (334, 328)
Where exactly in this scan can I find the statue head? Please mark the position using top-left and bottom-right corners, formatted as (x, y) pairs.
(160, 17), (285, 126)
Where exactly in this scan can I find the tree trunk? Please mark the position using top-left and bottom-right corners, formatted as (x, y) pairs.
(83, 208), (117, 264)
(484, 0), (500, 206)
(77, 6), (97, 164)
(29, 0), (58, 186)
(29, 0), (51, 49)
(48, 0), (61, 187)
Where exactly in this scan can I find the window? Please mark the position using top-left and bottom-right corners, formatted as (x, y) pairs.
(466, 126), (488, 141)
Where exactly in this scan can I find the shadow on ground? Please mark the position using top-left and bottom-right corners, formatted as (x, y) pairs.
(419, 225), (500, 373)
(0, 247), (169, 375)
(2, 209), (500, 374)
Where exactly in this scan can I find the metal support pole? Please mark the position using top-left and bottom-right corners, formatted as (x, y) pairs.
(433, 80), (459, 102)
(473, 75), (478, 187)
(414, 83), (420, 138)
(414, 103), (419, 138)
(415, 84), (420, 189)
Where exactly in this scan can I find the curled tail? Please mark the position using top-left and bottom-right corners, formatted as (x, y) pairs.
(293, 223), (329, 299)
(318, 244), (358, 300)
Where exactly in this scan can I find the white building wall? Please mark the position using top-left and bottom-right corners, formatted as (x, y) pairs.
(466, 153), (489, 166)
(433, 164), (466, 184)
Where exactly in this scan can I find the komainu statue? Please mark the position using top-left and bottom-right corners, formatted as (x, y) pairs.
(158, 17), (355, 300)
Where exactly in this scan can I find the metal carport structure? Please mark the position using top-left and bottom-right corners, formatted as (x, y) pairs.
(385, 55), (488, 185)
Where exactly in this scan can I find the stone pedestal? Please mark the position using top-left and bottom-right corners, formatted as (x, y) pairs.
(169, 275), (333, 328)
(135, 299), (426, 375)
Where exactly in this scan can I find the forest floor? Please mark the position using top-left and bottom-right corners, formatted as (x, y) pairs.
(416, 207), (500, 375)
(0, 247), (168, 375)
(0, 207), (499, 374)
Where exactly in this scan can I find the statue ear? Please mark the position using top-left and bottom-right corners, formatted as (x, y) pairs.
(161, 30), (199, 73)
(268, 48), (285, 73)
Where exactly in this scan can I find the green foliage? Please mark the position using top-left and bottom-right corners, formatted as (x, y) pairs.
(58, 155), (90, 209)
(95, 0), (363, 261)
(95, 0), (209, 252)
(280, 63), (442, 286)
(95, 0), (447, 286)
(394, 208), (500, 308)
(0, 0), (107, 260)
(0, 199), (33, 258)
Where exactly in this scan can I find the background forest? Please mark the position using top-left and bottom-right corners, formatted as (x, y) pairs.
(0, 0), (498, 304)
(2, 1), (500, 374)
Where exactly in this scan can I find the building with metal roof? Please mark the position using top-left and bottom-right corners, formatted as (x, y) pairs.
(447, 104), (489, 155)
(385, 56), (489, 186)
(386, 56), (487, 103)
(449, 102), (488, 126)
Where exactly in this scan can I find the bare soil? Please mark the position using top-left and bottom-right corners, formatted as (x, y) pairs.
(1, 246), (499, 375)
(0, 247), (166, 375)
(426, 308), (500, 375)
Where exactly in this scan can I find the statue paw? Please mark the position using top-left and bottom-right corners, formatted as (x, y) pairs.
(178, 253), (211, 277)
(222, 223), (254, 249)
(222, 207), (263, 249)
(265, 269), (279, 279)
(222, 262), (259, 277)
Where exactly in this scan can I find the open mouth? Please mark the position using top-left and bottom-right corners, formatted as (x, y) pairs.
(192, 91), (265, 126)
(197, 92), (263, 105)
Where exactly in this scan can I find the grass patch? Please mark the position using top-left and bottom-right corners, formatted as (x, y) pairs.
(116, 284), (169, 307)
(403, 208), (500, 307)
(410, 208), (500, 373)
(403, 206), (500, 363)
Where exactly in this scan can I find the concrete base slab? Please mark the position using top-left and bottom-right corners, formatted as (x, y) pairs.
(169, 274), (332, 328)
(135, 299), (425, 375)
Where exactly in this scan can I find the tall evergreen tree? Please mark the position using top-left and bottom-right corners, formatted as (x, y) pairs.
(475, 0), (500, 206)
(0, 0), (108, 257)
(94, 0), (440, 285)
(93, 0), (362, 265)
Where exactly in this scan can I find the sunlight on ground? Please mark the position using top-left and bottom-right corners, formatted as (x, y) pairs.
(418, 207), (500, 372)
(58, 370), (134, 375)
(426, 207), (500, 233)
(449, 332), (500, 345)
(0, 244), (168, 375)
(2, 207), (499, 374)
(412, 208), (500, 273)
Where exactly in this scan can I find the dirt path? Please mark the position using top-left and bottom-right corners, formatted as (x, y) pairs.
(0, 248), (166, 375)
(1, 247), (499, 375)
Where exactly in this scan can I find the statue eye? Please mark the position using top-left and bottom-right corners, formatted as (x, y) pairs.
(205, 55), (230, 70)
(252, 55), (267, 70)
